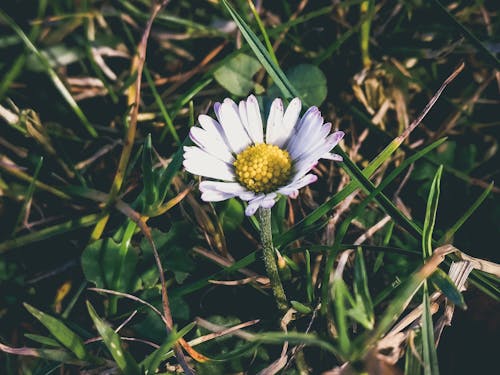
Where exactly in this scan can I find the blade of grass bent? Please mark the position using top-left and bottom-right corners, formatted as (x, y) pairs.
(439, 182), (493, 244)
(221, 0), (299, 101)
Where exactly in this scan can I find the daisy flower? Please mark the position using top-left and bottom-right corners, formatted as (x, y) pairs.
(183, 95), (344, 216)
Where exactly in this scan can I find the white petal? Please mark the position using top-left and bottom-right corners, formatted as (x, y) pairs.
(278, 174), (317, 196)
(245, 197), (263, 216)
(287, 108), (324, 158)
(201, 190), (235, 202)
(260, 193), (277, 209)
(189, 127), (234, 163)
(244, 95), (264, 143)
(322, 153), (343, 161)
(200, 181), (255, 201)
(244, 193), (277, 216)
(265, 98), (284, 144)
(183, 146), (235, 181)
(273, 97), (301, 147)
(219, 99), (252, 153)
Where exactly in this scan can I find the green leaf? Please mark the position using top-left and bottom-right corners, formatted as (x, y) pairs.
(220, 0), (299, 101)
(213, 53), (261, 96)
(86, 301), (141, 375)
(290, 300), (313, 314)
(430, 268), (466, 309)
(24, 333), (62, 348)
(440, 182), (493, 243)
(277, 137), (448, 248)
(421, 282), (440, 375)
(422, 165), (443, 259)
(81, 238), (139, 292)
(331, 278), (351, 357)
(353, 247), (374, 329)
(24, 303), (88, 360)
(269, 64), (327, 106)
(219, 198), (244, 232)
(141, 322), (196, 374)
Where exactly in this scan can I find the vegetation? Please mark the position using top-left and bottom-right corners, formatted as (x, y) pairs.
(0, 0), (499, 374)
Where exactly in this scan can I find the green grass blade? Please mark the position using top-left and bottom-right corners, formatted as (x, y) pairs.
(0, 213), (102, 254)
(141, 322), (196, 374)
(440, 182), (493, 244)
(12, 156), (43, 236)
(86, 301), (141, 375)
(144, 65), (180, 144)
(430, 268), (466, 309)
(246, 0), (278, 65)
(422, 166), (443, 259)
(422, 281), (440, 375)
(24, 303), (89, 360)
(0, 10), (97, 138)
(276, 138), (448, 248)
(332, 278), (352, 357)
(220, 0), (299, 101)
(353, 247), (374, 328)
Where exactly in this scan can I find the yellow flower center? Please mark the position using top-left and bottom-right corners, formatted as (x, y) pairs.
(233, 143), (292, 193)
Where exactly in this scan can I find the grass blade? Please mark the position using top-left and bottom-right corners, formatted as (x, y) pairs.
(0, 9), (97, 137)
(440, 182), (494, 243)
(24, 303), (89, 361)
(421, 282), (440, 375)
(86, 301), (141, 375)
(422, 166), (443, 259)
(220, 0), (299, 101)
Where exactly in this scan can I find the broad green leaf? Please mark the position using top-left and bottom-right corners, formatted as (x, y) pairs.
(24, 303), (88, 360)
(422, 166), (443, 259)
(268, 64), (327, 106)
(86, 301), (141, 375)
(213, 53), (261, 96)
(81, 238), (139, 292)
(220, 198), (244, 232)
(430, 268), (466, 309)
(422, 282), (440, 375)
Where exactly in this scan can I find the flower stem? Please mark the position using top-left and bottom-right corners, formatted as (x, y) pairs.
(257, 207), (288, 312)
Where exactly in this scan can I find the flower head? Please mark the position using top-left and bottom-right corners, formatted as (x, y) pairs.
(183, 95), (344, 216)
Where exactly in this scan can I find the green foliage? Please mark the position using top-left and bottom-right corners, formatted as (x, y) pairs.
(24, 303), (89, 361)
(0, 0), (498, 373)
(268, 64), (328, 106)
(213, 53), (261, 96)
(86, 301), (141, 375)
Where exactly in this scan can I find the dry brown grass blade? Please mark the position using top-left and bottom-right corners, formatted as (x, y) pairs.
(91, 0), (170, 240)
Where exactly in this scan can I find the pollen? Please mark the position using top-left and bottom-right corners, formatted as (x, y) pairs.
(234, 143), (292, 193)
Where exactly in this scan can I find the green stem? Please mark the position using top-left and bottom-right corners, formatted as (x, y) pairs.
(257, 207), (288, 312)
